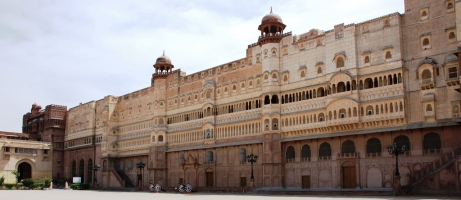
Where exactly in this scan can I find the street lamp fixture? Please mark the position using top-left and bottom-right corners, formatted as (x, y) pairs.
(387, 143), (405, 176)
(136, 161), (146, 187)
(246, 154), (258, 180)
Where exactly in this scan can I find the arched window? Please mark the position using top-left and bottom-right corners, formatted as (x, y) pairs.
(272, 118), (279, 130)
(364, 78), (373, 89)
(319, 142), (331, 158)
(79, 159), (85, 183)
(206, 151), (214, 162)
(342, 140), (355, 153)
(239, 148), (246, 163)
(422, 38), (430, 46)
(272, 73), (277, 79)
(120, 160), (125, 170)
(271, 95), (279, 104)
(318, 113), (325, 122)
(317, 87), (325, 97)
(449, 32), (456, 39)
(366, 105), (373, 115)
(336, 57), (345, 68)
(286, 146), (295, 161)
(179, 154), (184, 165)
(394, 135), (411, 151)
(301, 144), (311, 161)
(447, 3), (454, 9)
(264, 95), (271, 105)
(232, 85), (236, 91)
(283, 75), (288, 82)
(426, 104), (433, 111)
(337, 82), (346, 93)
(206, 90), (211, 99)
(301, 71), (306, 78)
(72, 160), (77, 177)
(421, 69), (432, 79)
(385, 51), (392, 59)
(128, 160), (133, 169)
(423, 132), (441, 151)
(158, 135), (164, 142)
(339, 109), (346, 118)
(367, 138), (382, 154)
(364, 56), (370, 64)
(87, 159), (93, 183)
(421, 11), (427, 17)
(317, 67), (322, 74)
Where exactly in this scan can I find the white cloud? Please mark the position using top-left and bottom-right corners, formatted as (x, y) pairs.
(0, 0), (404, 132)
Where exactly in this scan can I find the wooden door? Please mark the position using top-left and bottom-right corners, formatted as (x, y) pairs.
(342, 166), (356, 188)
(240, 177), (246, 187)
(302, 176), (310, 189)
(206, 172), (213, 187)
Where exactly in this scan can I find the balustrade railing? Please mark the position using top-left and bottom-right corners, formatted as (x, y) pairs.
(424, 148), (440, 155)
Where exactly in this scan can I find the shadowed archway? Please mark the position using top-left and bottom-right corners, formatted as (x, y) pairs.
(18, 162), (32, 180)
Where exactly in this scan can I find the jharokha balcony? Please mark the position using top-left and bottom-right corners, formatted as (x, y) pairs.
(420, 78), (435, 90)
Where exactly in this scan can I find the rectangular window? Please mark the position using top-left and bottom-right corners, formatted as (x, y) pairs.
(14, 148), (37, 154)
(43, 149), (49, 154)
(4, 147), (10, 152)
(448, 67), (458, 79)
(436, 67), (440, 76)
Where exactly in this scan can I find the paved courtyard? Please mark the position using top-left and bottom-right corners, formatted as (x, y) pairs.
(0, 189), (457, 200)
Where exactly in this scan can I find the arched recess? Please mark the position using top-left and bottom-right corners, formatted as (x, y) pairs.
(319, 142), (331, 158)
(394, 135), (411, 151)
(333, 52), (347, 68)
(367, 168), (383, 188)
(17, 161), (33, 180)
(286, 146), (295, 160)
(342, 140), (355, 153)
(318, 169), (332, 188)
(329, 72), (352, 91)
(423, 132), (441, 153)
(301, 144), (311, 160)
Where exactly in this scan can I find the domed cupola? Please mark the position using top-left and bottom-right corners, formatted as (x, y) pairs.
(256, 8), (288, 46)
(153, 51), (174, 75)
(258, 8), (286, 35)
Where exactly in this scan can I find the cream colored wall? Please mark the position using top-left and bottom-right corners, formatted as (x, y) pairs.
(0, 139), (52, 183)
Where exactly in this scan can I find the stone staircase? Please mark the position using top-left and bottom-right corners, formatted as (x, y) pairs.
(115, 170), (136, 188)
(407, 146), (461, 194)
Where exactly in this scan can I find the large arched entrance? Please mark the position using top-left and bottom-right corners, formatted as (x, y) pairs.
(18, 162), (32, 180)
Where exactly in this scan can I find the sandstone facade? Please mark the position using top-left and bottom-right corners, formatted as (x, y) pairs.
(0, 131), (52, 183)
(62, 0), (461, 193)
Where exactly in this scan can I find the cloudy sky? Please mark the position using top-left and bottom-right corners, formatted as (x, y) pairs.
(0, 0), (404, 132)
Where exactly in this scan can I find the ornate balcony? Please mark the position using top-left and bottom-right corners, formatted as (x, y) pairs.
(420, 78), (435, 90)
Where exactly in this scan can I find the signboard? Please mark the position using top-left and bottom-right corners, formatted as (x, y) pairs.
(73, 177), (81, 183)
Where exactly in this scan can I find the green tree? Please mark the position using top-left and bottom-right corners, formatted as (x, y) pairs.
(11, 171), (20, 185)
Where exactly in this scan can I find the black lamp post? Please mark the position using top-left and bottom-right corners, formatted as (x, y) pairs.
(246, 154), (258, 180)
(387, 143), (406, 176)
(93, 164), (100, 187)
(136, 161), (146, 187)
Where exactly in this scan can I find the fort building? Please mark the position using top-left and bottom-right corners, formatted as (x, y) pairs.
(61, 0), (461, 193)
